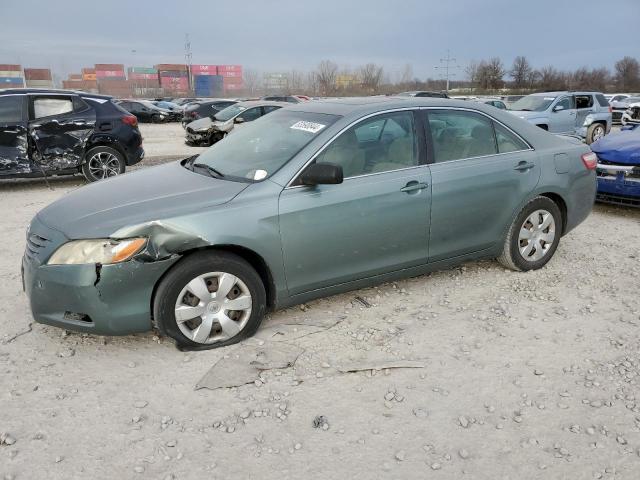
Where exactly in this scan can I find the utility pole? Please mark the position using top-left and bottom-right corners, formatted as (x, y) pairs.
(435, 50), (460, 93)
(184, 33), (193, 95)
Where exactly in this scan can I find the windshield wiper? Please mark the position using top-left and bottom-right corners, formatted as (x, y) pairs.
(519, 108), (532, 111)
(193, 163), (225, 178)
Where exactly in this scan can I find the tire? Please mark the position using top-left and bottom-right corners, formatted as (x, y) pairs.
(497, 196), (562, 272)
(153, 251), (267, 350)
(81, 146), (126, 182)
(586, 123), (605, 145)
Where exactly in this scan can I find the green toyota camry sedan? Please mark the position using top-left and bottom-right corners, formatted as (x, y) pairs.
(23, 97), (597, 349)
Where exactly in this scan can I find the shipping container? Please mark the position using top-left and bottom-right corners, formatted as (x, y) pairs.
(159, 70), (188, 78)
(83, 73), (97, 81)
(26, 80), (54, 88)
(155, 64), (188, 72)
(96, 70), (126, 79)
(68, 74), (82, 81)
(217, 65), (242, 72)
(82, 67), (96, 74)
(160, 77), (189, 89)
(0, 71), (23, 78)
(129, 73), (158, 81)
(0, 64), (21, 71)
(24, 68), (52, 81)
(218, 70), (242, 78)
(129, 67), (157, 74)
(95, 64), (125, 71)
(0, 76), (25, 83)
(191, 64), (218, 75)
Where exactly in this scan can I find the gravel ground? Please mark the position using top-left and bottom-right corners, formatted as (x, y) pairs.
(1, 132), (640, 479)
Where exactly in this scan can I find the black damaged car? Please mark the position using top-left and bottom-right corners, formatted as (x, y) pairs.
(0, 89), (143, 182)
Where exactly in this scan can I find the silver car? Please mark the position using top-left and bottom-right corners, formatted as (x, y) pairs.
(508, 91), (612, 144)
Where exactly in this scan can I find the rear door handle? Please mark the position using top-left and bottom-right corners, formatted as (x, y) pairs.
(400, 181), (428, 193)
(514, 161), (535, 172)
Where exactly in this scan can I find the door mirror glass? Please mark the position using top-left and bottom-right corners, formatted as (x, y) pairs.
(553, 105), (564, 112)
(234, 116), (245, 124)
(300, 163), (343, 186)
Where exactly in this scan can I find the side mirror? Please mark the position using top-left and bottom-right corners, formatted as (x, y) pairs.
(553, 105), (565, 112)
(300, 163), (343, 186)
(234, 117), (245, 124)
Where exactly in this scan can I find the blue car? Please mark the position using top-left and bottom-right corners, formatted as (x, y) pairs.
(591, 125), (640, 207)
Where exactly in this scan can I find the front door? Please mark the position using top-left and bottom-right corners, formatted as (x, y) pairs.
(28, 95), (96, 171)
(425, 109), (541, 261)
(0, 94), (30, 175)
(548, 95), (576, 134)
(279, 110), (431, 295)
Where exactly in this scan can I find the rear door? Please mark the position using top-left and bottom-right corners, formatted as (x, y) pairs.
(0, 94), (30, 175)
(425, 109), (540, 261)
(29, 94), (96, 171)
(574, 94), (595, 129)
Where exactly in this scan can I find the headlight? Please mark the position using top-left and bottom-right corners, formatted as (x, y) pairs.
(47, 238), (147, 265)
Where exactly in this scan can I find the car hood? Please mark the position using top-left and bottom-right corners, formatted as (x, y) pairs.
(37, 161), (250, 239)
(508, 110), (546, 120)
(591, 127), (640, 165)
(187, 117), (217, 131)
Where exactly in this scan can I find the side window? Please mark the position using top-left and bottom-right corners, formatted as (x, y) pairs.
(72, 96), (88, 112)
(315, 111), (417, 178)
(263, 105), (281, 114)
(33, 97), (73, 119)
(555, 97), (573, 110)
(575, 95), (593, 109)
(428, 110), (497, 162)
(240, 107), (262, 121)
(0, 95), (24, 123)
(494, 122), (529, 153)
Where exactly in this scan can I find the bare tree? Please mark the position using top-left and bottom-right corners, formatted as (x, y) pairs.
(305, 71), (319, 96)
(477, 58), (505, 91)
(399, 63), (414, 86)
(358, 63), (384, 92)
(243, 68), (261, 96)
(315, 60), (338, 96)
(614, 56), (640, 90)
(287, 70), (305, 93)
(510, 56), (532, 90)
(465, 61), (479, 92)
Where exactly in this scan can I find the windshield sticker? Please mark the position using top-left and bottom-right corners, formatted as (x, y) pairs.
(290, 121), (326, 134)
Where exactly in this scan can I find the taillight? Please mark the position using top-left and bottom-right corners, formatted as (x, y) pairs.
(581, 152), (598, 170)
(121, 115), (138, 127)
(609, 106), (613, 113)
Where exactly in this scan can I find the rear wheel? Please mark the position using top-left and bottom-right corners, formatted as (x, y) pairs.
(154, 251), (267, 350)
(82, 146), (125, 182)
(586, 123), (605, 144)
(498, 196), (562, 271)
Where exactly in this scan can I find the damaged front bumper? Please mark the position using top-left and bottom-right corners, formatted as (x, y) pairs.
(185, 128), (211, 144)
(22, 216), (179, 335)
(596, 162), (640, 207)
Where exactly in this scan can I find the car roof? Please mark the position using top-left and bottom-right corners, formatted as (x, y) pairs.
(285, 96), (469, 116)
(0, 88), (112, 100)
(235, 100), (290, 108)
(529, 91), (600, 97)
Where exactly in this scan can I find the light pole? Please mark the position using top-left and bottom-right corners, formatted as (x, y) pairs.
(435, 50), (460, 93)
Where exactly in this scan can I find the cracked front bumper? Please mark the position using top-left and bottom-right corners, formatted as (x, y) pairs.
(596, 163), (640, 207)
(23, 254), (178, 335)
(22, 215), (179, 335)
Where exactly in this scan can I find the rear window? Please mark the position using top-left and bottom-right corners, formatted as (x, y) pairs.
(0, 95), (24, 123)
(596, 94), (609, 107)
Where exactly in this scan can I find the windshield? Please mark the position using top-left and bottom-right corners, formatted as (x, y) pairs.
(510, 95), (556, 112)
(214, 104), (247, 122)
(191, 110), (340, 181)
(624, 97), (640, 104)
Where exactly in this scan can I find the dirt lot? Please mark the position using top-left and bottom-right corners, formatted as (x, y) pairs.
(1, 126), (640, 479)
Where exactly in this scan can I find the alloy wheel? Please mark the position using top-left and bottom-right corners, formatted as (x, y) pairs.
(88, 152), (121, 179)
(592, 125), (605, 142)
(518, 209), (556, 262)
(174, 272), (252, 344)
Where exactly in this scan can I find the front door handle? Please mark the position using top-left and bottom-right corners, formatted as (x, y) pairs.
(514, 161), (535, 172)
(400, 181), (428, 193)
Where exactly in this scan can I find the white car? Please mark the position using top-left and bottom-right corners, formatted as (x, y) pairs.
(621, 100), (640, 125)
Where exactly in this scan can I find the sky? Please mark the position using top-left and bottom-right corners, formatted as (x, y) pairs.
(1, 0), (639, 81)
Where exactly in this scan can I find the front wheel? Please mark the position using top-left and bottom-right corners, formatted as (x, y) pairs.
(586, 123), (605, 144)
(153, 251), (267, 350)
(82, 146), (126, 182)
(498, 196), (562, 271)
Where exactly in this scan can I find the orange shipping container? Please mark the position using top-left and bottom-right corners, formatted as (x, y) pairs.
(155, 63), (188, 72)
(0, 64), (21, 71)
(95, 64), (125, 71)
(83, 73), (97, 81)
(24, 68), (52, 81)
